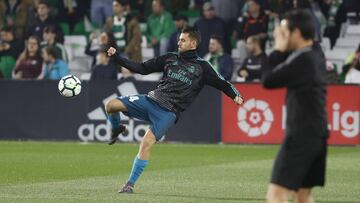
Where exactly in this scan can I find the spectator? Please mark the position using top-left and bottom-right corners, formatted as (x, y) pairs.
(39, 46), (68, 80)
(204, 35), (233, 80)
(90, 0), (113, 28)
(344, 53), (360, 84)
(211, 0), (244, 53)
(0, 26), (24, 78)
(41, 25), (68, 64)
(194, 2), (226, 57)
(90, 49), (118, 81)
(104, 0), (142, 62)
(25, 0), (58, 40)
(12, 35), (43, 79)
(0, 0), (28, 38)
(146, 0), (175, 57)
(167, 14), (188, 53)
(234, 0), (268, 43)
(85, 31), (117, 66)
(238, 34), (267, 82)
(57, 0), (90, 33)
(317, 0), (346, 48)
(325, 60), (339, 83)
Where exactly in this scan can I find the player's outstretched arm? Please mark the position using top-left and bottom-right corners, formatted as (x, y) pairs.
(107, 47), (165, 75)
(202, 61), (244, 105)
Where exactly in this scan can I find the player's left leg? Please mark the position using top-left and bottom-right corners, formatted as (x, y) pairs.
(106, 99), (129, 145)
(293, 188), (314, 203)
(266, 183), (291, 203)
(118, 129), (156, 193)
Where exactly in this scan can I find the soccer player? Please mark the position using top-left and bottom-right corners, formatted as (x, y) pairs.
(106, 27), (244, 193)
(261, 10), (329, 203)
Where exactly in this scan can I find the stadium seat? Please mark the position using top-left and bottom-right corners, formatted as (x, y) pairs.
(68, 56), (92, 77)
(134, 73), (163, 81)
(64, 35), (88, 58)
(141, 47), (154, 61)
(345, 24), (360, 37)
(321, 37), (331, 51)
(141, 35), (147, 48)
(335, 37), (360, 49)
(325, 49), (353, 74)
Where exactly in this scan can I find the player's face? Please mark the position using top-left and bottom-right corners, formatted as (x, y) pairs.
(177, 33), (196, 53)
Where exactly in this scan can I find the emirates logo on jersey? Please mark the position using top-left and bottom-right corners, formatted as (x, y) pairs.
(237, 98), (274, 137)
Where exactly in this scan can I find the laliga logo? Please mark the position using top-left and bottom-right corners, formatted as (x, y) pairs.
(237, 98), (274, 137)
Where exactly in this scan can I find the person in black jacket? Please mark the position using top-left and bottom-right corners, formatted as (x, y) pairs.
(262, 10), (329, 203)
(90, 49), (118, 81)
(106, 26), (244, 193)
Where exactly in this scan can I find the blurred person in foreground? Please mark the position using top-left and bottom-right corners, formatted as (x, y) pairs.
(106, 27), (244, 193)
(261, 9), (329, 203)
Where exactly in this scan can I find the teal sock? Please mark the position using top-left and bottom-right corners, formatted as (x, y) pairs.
(107, 112), (121, 130)
(127, 156), (148, 185)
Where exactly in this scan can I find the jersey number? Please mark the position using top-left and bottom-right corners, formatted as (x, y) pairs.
(129, 96), (139, 102)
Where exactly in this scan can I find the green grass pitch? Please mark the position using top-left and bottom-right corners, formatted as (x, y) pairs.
(0, 141), (359, 203)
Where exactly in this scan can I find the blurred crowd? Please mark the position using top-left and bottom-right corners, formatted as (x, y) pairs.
(0, 0), (359, 84)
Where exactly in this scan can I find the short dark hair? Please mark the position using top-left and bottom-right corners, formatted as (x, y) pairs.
(175, 14), (188, 22)
(44, 46), (58, 59)
(210, 35), (223, 47)
(114, 0), (130, 6)
(43, 25), (57, 34)
(181, 26), (201, 47)
(283, 9), (315, 40)
(247, 34), (265, 50)
(153, 0), (164, 7)
(38, 0), (50, 7)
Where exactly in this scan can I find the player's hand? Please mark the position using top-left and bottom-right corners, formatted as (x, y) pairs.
(234, 96), (244, 105)
(107, 47), (117, 56)
(273, 24), (289, 52)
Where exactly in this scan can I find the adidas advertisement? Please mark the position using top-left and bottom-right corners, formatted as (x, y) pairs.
(0, 80), (221, 143)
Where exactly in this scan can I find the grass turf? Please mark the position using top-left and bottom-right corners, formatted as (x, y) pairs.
(0, 141), (359, 203)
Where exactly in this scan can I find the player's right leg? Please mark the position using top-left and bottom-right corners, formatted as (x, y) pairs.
(266, 183), (291, 203)
(105, 99), (128, 145)
(118, 129), (157, 193)
(293, 188), (314, 203)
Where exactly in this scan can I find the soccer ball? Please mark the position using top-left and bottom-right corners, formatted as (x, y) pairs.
(58, 75), (82, 97)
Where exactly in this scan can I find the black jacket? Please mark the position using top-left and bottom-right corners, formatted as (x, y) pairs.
(262, 44), (329, 138)
(113, 49), (241, 114)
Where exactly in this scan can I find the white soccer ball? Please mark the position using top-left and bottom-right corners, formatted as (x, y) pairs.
(58, 75), (82, 98)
